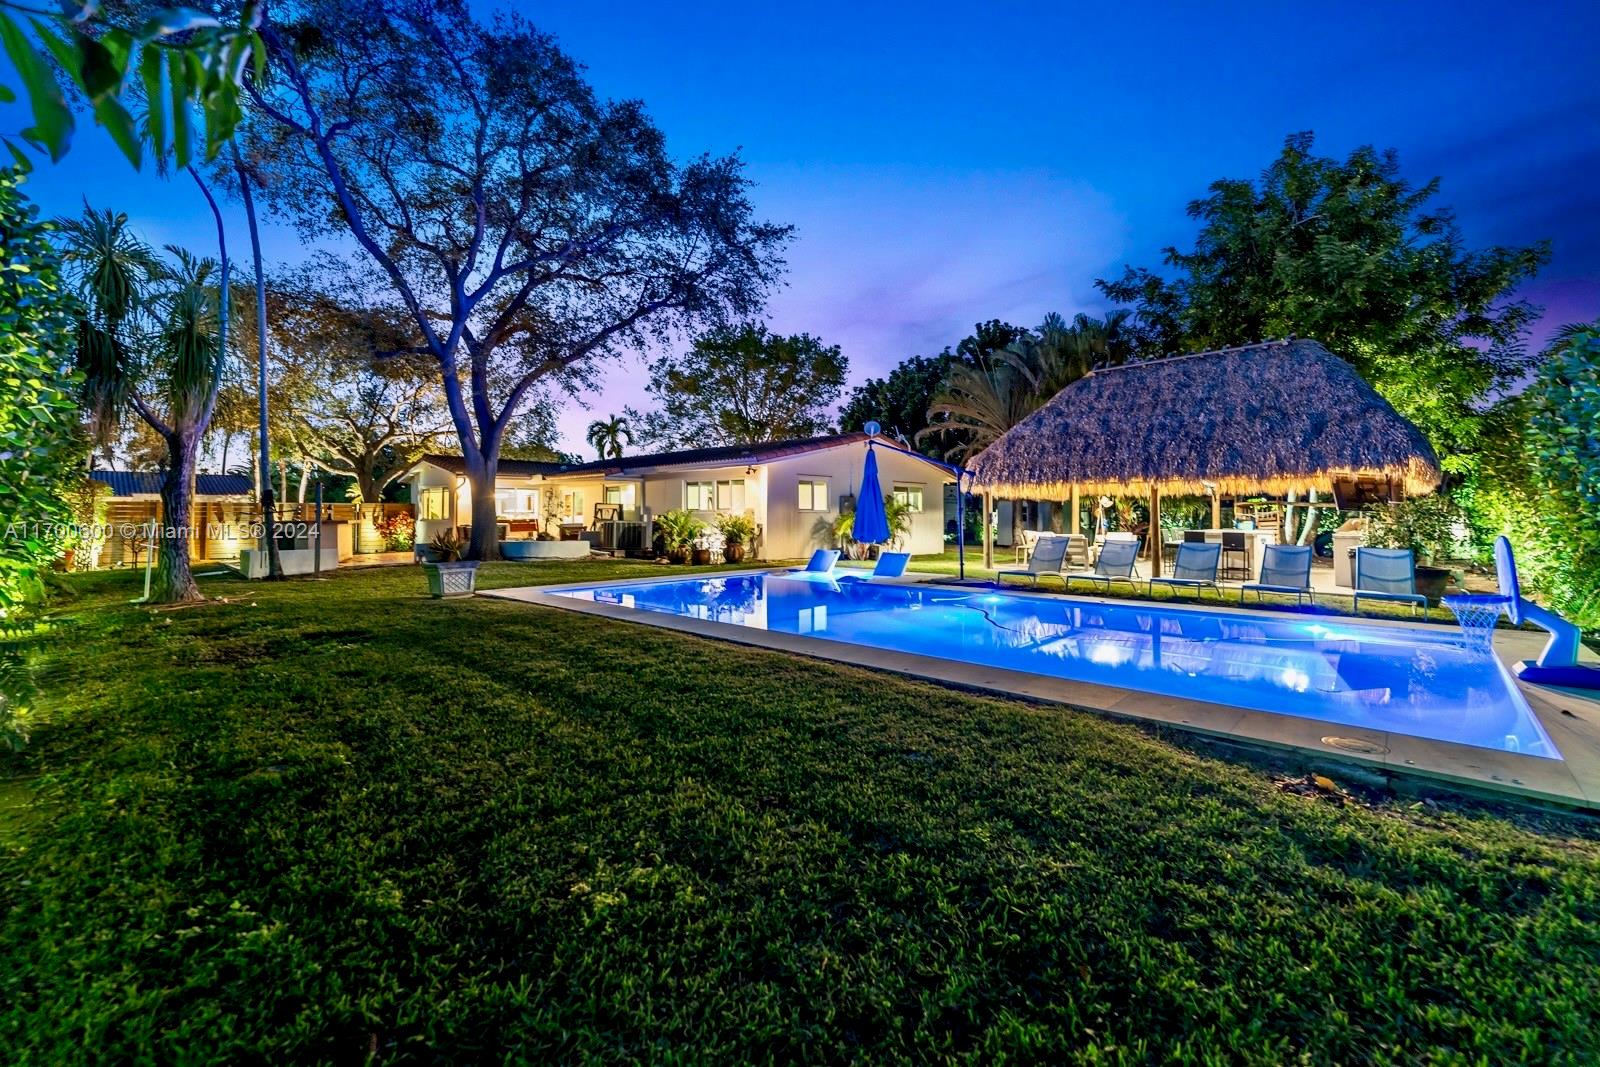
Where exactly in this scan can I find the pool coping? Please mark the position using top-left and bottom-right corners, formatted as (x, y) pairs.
(481, 568), (1600, 812)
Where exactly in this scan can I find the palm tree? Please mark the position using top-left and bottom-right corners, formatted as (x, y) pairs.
(918, 355), (1038, 549)
(60, 207), (230, 603)
(586, 414), (633, 459)
(919, 311), (1139, 546)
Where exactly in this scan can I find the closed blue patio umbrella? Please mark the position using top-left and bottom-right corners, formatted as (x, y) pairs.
(852, 441), (891, 545)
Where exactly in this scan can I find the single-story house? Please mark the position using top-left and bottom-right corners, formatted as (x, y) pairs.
(89, 470), (257, 566)
(408, 432), (953, 560)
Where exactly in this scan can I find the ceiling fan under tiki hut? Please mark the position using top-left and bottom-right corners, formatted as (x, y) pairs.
(965, 339), (1441, 577)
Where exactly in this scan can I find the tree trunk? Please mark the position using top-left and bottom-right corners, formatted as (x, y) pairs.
(235, 147), (282, 580)
(279, 462), (289, 511)
(1298, 488), (1320, 545)
(298, 460), (311, 504)
(462, 435), (504, 561)
(218, 431), (231, 474)
(467, 469), (501, 561)
(152, 430), (202, 603)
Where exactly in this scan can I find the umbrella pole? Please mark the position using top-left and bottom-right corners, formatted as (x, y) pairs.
(956, 474), (965, 580)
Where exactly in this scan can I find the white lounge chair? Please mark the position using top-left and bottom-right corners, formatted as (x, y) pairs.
(995, 534), (1068, 588)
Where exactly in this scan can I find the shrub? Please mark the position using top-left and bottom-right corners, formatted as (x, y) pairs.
(1362, 494), (1461, 565)
(0, 168), (80, 617)
(375, 510), (416, 551)
(1527, 331), (1600, 626)
(714, 512), (756, 545)
(655, 509), (704, 553)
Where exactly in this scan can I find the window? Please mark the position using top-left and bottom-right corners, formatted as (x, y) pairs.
(715, 479), (745, 512)
(495, 489), (535, 516)
(685, 481), (715, 510)
(892, 484), (924, 512)
(797, 479), (829, 512)
(419, 487), (449, 521)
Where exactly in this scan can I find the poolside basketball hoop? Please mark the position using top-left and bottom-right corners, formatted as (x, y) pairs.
(1443, 593), (1510, 657)
(1465, 535), (1600, 690)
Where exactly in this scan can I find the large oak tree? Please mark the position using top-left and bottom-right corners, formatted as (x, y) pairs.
(244, 0), (787, 558)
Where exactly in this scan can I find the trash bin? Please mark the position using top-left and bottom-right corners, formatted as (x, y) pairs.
(1333, 532), (1362, 587)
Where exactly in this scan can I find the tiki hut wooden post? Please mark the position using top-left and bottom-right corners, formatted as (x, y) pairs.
(964, 341), (1441, 579)
(981, 491), (994, 569)
(1069, 485), (1080, 535)
(1148, 485), (1161, 578)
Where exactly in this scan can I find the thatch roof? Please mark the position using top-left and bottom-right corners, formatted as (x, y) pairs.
(967, 340), (1441, 499)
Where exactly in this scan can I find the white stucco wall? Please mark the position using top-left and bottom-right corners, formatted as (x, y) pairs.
(763, 444), (948, 560)
(410, 439), (949, 561)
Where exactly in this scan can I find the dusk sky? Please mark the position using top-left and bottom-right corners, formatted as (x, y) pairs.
(25, 0), (1600, 455)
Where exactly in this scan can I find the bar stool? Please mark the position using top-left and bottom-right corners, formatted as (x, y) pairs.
(1183, 530), (1208, 544)
(1220, 531), (1249, 581)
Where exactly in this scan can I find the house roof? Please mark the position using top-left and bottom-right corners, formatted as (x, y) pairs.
(418, 432), (954, 481)
(417, 454), (567, 478)
(90, 470), (255, 498)
(966, 339), (1441, 498)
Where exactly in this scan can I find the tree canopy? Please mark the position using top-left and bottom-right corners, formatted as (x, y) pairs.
(633, 324), (846, 448)
(243, 0), (787, 558)
(1098, 131), (1549, 458)
(839, 320), (1024, 457)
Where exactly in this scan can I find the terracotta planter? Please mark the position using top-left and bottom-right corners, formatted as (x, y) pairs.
(724, 543), (746, 563)
(691, 547), (713, 566)
(666, 547), (690, 564)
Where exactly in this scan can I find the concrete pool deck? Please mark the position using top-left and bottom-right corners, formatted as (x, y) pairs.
(482, 568), (1600, 812)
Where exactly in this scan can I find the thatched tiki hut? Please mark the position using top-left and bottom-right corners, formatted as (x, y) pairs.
(966, 339), (1441, 576)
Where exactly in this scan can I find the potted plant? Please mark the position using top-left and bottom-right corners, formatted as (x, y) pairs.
(691, 538), (713, 566)
(655, 509), (704, 564)
(421, 530), (479, 597)
(716, 513), (757, 563)
(1363, 496), (1459, 603)
(884, 498), (914, 551)
(832, 509), (861, 560)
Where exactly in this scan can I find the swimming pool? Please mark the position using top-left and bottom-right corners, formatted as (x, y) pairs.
(550, 573), (1558, 759)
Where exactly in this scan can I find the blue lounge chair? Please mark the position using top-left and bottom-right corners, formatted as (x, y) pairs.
(870, 551), (911, 578)
(995, 534), (1068, 588)
(1353, 547), (1428, 616)
(1149, 541), (1221, 599)
(1240, 544), (1314, 606)
(1065, 537), (1142, 593)
(803, 548), (840, 573)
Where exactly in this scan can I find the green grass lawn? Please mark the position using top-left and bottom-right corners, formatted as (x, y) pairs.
(3, 561), (1598, 1063)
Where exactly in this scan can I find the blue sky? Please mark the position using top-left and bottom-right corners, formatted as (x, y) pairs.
(22, 0), (1600, 454)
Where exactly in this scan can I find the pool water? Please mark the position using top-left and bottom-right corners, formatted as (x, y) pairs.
(551, 573), (1558, 759)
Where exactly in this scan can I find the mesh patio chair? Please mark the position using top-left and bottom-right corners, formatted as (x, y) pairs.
(1149, 541), (1221, 599)
(1353, 547), (1427, 615)
(1065, 536), (1142, 593)
(996, 534), (1069, 588)
(1240, 543), (1314, 607)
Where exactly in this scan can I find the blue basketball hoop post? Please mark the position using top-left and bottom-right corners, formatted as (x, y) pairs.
(1473, 535), (1599, 690)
